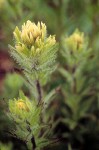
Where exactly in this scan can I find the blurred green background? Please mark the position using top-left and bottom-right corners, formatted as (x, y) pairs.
(0, 0), (99, 150)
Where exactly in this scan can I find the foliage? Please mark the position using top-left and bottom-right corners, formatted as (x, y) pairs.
(0, 1), (99, 150)
(8, 91), (51, 150)
(0, 143), (12, 150)
(56, 30), (99, 149)
(7, 20), (58, 150)
(9, 21), (57, 85)
(0, 73), (25, 99)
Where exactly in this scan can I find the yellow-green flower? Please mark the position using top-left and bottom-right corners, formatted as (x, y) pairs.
(9, 95), (42, 136)
(13, 20), (56, 56)
(9, 98), (32, 120)
(9, 20), (58, 83)
(65, 30), (84, 52)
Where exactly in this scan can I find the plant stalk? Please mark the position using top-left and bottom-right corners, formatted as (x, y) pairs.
(36, 80), (42, 102)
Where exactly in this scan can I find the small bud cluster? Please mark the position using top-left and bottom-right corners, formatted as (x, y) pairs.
(9, 98), (32, 120)
(65, 30), (84, 52)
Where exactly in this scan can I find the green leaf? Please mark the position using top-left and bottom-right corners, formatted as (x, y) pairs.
(19, 90), (26, 99)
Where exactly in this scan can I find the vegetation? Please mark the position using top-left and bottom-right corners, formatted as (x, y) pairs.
(0, 0), (99, 150)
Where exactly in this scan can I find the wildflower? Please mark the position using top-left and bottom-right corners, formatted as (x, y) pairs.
(65, 30), (84, 52)
(9, 20), (58, 83)
(9, 94), (42, 134)
(13, 20), (56, 56)
(9, 98), (31, 119)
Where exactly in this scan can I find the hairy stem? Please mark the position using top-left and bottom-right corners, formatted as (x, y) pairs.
(36, 80), (42, 102)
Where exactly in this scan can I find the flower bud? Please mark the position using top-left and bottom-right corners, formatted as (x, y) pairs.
(65, 30), (84, 52)
(13, 20), (56, 56)
(9, 98), (31, 119)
